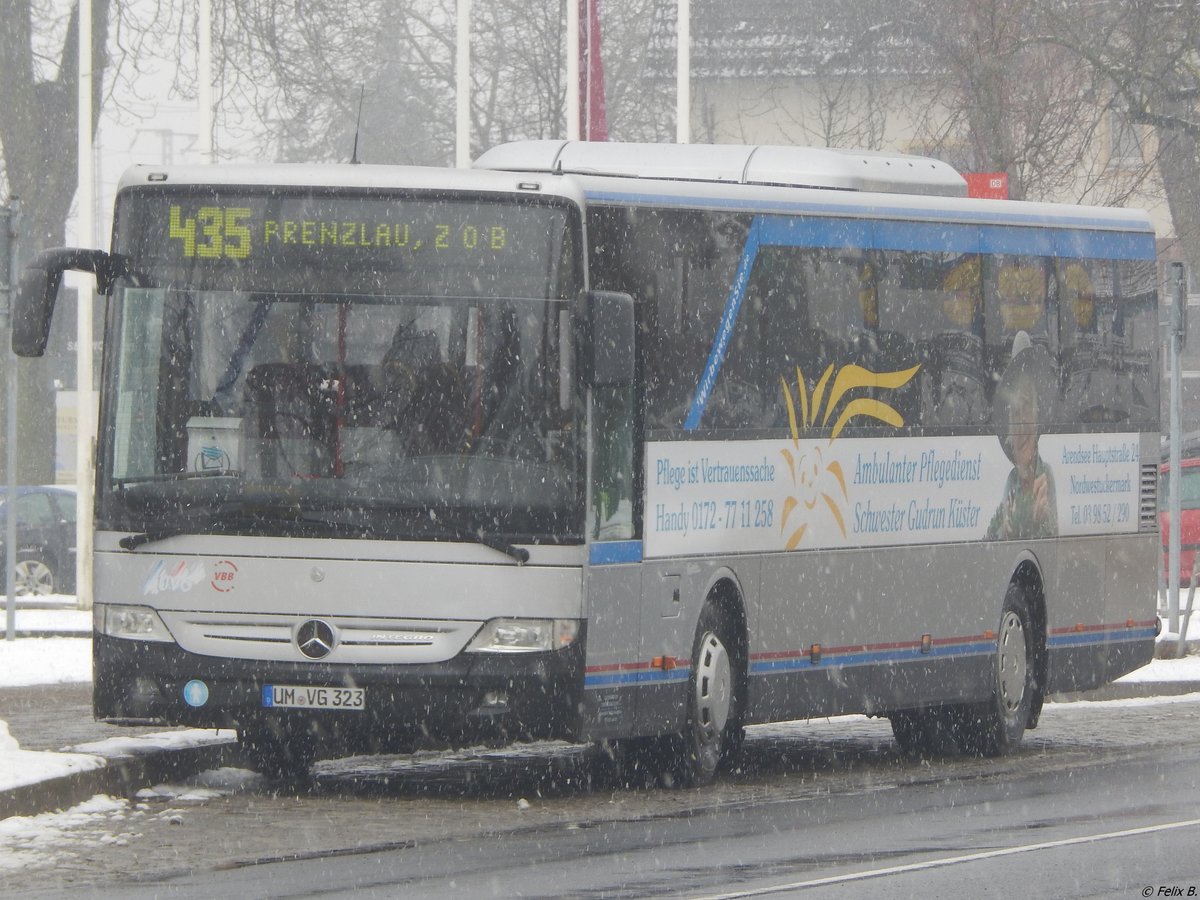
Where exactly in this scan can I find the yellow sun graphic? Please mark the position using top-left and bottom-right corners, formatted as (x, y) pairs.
(778, 362), (920, 550)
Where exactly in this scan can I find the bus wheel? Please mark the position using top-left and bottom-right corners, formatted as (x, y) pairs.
(959, 584), (1036, 757)
(240, 721), (317, 783)
(668, 603), (742, 788)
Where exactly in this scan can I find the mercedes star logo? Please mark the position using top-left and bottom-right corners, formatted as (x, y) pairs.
(296, 619), (336, 660)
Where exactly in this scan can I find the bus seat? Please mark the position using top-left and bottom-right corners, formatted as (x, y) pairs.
(924, 332), (988, 426)
(243, 362), (336, 477)
(244, 363), (331, 438)
(1063, 338), (1132, 423)
(404, 362), (472, 453)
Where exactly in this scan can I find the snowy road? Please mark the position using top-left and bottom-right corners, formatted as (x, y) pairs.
(5, 692), (1200, 898)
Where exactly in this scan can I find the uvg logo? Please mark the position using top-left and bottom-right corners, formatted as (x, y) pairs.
(142, 560), (207, 595)
(211, 559), (239, 592)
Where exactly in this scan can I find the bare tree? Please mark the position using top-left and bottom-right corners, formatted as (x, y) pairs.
(0, 0), (112, 483)
(166, 0), (671, 167)
(665, 1), (904, 149)
(892, 0), (1132, 203)
(1039, 0), (1200, 275)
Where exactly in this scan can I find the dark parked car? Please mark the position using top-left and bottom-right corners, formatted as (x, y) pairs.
(0, 486), (77, 596)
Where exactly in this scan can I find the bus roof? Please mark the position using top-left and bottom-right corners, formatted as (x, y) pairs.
(474, 139), (970, 197)
(116, 146), (1156, 239)
(475, 140), (1156, 236)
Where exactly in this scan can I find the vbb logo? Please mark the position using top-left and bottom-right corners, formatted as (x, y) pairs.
(211, 559), (239, 592)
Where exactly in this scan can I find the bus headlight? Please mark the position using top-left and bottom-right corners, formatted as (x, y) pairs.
(465, 618), (580, 653)
(94, 604), (175, 643)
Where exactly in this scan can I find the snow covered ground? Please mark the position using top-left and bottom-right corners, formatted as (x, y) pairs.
(1, 597), (232, 794)
(0, 635), (91, 687)
(0, 720), (106, 792)
(1, 593), (1198, 879)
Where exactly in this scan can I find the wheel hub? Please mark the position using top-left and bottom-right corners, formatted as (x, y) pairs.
(996, 609), (1028, 715)
(694, 631), (732, 741)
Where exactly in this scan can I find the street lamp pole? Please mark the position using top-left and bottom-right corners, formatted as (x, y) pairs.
(76, 0), (96, 612)
(676, 0), (690, 144)
(3, 201), (19, 640)
(456, 0), (471, 168)
(198, 0), (213, 164)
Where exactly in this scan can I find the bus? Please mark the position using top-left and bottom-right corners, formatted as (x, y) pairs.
(12, 140), (1160, 784)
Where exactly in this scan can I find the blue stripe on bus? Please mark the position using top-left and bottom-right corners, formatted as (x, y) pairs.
(588, 540), (644, 565)
(584, 668), (690, 688)
(751, 214), (1155, 259)
(748, 640), (998, 675)
(582, 626), (1154, 690)
(584, 189), (1158, 253)
(1050, 228), (1157, 260)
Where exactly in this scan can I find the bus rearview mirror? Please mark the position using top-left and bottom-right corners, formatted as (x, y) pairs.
(12, 248), (121, 357)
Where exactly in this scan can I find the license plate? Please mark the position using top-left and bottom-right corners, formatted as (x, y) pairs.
(262, 684), (365, 710)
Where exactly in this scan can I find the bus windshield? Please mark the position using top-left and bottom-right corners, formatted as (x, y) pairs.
(99, 189), (582, 544)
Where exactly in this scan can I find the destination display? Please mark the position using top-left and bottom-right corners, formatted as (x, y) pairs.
(115, 191), (571, 298)
(164, 204), (513, 261)
(644, 433), (1142, 558)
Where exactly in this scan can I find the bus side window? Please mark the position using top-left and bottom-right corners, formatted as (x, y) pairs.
(985, 255), (1053, 396)
(1117, 259), (1159, 425)
(654, 213), (750, 431)
(875, 251), (986, 429)
(854, 254), (920, 427)
(1060, 258), (1158, 425)
(587, 206), (749, 433)
(739, 247), (833, 430)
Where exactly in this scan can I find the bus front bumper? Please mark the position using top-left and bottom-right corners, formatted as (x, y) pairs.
(93, 633), (585, 749)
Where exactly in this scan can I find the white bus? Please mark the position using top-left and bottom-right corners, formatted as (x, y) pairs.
(13, 141), (1160, 783)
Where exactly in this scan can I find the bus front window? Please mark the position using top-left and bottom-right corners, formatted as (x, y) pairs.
(101, 192), (582, 544)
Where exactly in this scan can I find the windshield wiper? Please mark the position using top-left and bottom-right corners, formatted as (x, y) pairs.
(117, 504), (260, 554)
(119, 502), (531, 563)
(118, 496), (321, 554)
(275, 500), (533, 564)
(119, 528), (184, 550)
(427, 509), (530, 564)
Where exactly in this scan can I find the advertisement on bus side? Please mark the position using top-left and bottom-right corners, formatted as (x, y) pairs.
(644, 431), (1141, 558)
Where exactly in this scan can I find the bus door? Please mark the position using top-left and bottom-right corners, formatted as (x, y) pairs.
(582, 351), (646, 739)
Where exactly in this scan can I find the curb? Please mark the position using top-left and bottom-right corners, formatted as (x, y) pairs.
(1050, 680), (1200, 703)
(1, 607), (84, 614)
(6, 631), (90, 639)
(0, 739), (240, 821)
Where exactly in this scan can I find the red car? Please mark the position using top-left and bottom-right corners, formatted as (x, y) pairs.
(1160, 457), (1200, 585)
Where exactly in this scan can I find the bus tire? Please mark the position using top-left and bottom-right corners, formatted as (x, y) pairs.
(958, 584), (1036, 757)
(240, 720), (317, 783)
(667, 602), (743, 788)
